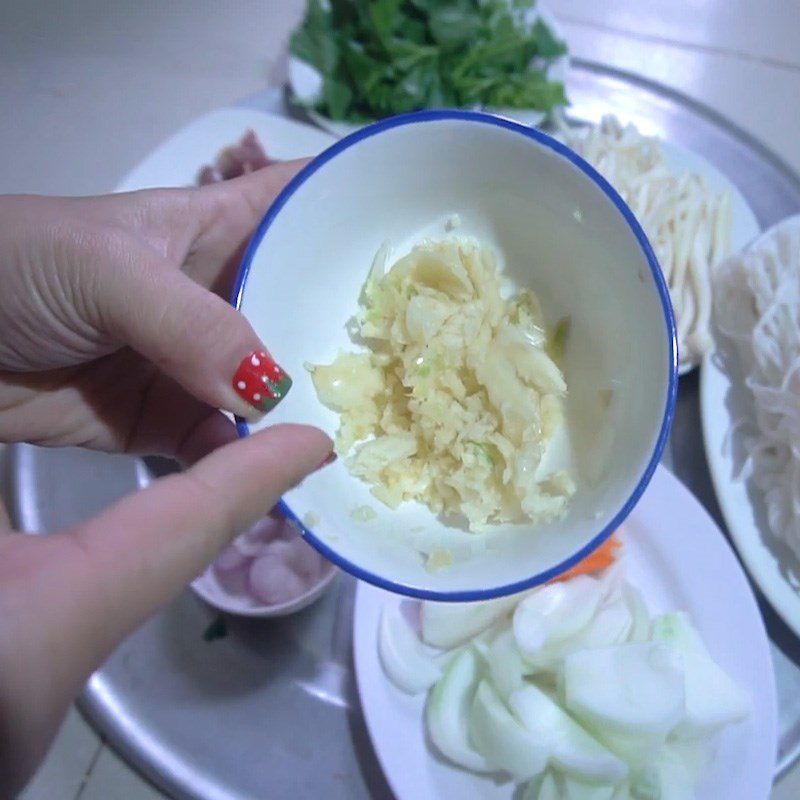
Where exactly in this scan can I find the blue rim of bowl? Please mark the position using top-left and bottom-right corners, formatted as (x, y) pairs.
(231, 108), (678, 601)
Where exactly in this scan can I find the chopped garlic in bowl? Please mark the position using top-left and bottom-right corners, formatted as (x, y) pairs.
(308, 236), (575, 532)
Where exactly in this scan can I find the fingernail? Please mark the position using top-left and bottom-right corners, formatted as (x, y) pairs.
(316, 452), (337, 471)
(232, 350), (292, 413)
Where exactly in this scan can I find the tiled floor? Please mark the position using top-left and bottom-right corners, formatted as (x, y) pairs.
(3, 0), (800, 797)
(18, 709), (101, 800)
(77, 747), (165, 800)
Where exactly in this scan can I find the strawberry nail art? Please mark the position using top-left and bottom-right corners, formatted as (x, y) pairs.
(232, 350), (292, 413)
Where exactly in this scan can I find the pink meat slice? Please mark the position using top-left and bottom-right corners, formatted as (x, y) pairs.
(197, 129), (274, 185)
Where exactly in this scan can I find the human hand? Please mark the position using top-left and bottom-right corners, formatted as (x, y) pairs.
(0, 161), (314, 457)
(0, 423), (331, 796)
(0, 163), (333, 795)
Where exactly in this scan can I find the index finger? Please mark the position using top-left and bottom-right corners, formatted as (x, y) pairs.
(183, 158), (311, 293)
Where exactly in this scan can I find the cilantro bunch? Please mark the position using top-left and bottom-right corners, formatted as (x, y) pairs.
(290, 0), (568, 122)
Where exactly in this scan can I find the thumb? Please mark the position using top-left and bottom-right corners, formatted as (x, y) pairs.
(0, 423), (331, 794)
(98, 255), (288, 420)
(69, 423), (332, 645)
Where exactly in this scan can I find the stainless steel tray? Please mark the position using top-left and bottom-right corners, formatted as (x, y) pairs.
(7, 59), (800, 799)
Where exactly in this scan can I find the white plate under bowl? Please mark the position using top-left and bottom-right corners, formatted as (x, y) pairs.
(114, 106), (335, 192)
(287, 3), (569, 139)
(353, 465), (777, 800)
(235, 110), (676, 600)
(701, 213), (800, 638)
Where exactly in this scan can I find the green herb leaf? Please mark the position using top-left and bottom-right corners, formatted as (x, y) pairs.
(291, 0), (569, 122)
(290, 0), (340, 75)
(548, 315), (572, 362)
(323, 77), (354, 119)
(532, 17), (568, 58)
(202, 615), (228, 642)
(329, 0), (359, 29)
(428, 4), (482, 51)
(370, 0), (403, 43)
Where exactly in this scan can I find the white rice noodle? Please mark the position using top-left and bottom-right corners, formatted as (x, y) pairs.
(561, 115), (732, 367)
(713, 217), (800, 558)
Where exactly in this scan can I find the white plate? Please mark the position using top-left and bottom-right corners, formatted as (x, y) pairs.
(353, 465), (776, 800)
(701, 214), (800, 639)
(114, 106), (336, 193)
(287, 4), (569, 139)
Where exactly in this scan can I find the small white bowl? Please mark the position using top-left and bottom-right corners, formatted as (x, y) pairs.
(233, 110), (677, 601)
(191, 515), (339, 617)
(192, 561), (338, 618)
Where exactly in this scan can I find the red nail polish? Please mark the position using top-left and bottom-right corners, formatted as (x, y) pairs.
(232, 350), (292, 412)
(316, 452), (337, 470)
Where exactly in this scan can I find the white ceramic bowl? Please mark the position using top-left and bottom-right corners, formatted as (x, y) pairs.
(233, 110), (677, 600)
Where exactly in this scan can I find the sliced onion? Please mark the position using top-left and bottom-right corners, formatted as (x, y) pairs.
(513, 576), (604, 658)
(426, 648), (490, 772)
(379, 606), (441, 695)
(622, 583), (650, 643)
(486, 628), (529, 699)
(510, 684), (628, 784)
(650, 612), (750, 735)
(563, 643), (685, 736)
(510, 684), (627, 784)
(421, 593), (521, 649)
(469, 680), (548, 780)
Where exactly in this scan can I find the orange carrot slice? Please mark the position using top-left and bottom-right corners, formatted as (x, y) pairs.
(551, 534), (622, 583)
